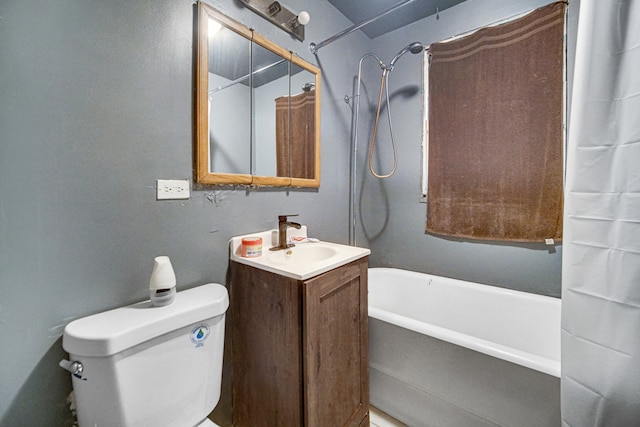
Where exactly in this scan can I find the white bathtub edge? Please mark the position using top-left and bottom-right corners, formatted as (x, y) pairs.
(369, 307), (561, 378)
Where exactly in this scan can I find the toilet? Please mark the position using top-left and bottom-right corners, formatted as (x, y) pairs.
(60, 283), (229, 427)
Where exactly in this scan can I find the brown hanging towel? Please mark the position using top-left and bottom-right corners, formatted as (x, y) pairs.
(275, 89), (316, 179)
(426, 1), (566, 242)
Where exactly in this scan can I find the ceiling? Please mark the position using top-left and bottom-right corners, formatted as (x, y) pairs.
(326, 0), (467, 39)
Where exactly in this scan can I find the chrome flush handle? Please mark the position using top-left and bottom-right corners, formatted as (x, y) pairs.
(59, 359), (84, 378)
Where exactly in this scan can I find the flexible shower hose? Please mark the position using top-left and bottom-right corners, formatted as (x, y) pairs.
(369, 69), (399, 178)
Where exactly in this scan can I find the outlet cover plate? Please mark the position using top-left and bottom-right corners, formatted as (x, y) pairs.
(157, 179), (190, 200)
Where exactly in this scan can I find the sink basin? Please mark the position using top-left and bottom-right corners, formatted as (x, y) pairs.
(229, 229), (370, 280)
(268, 244), (338, 264)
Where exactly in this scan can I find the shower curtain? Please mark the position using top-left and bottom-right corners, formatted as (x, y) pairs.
(562, 1), (640, 426)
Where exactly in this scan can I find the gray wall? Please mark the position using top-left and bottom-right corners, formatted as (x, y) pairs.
(356, 0), (578, 298)
(0, 0), (574, 425)
(0, 0), (369, 425)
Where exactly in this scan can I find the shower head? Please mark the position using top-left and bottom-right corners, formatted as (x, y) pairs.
(388, 42), (424, 70)
(301, 82), (315, 92)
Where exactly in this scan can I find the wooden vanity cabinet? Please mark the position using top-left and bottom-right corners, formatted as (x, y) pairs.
(230, 257), (369, 427)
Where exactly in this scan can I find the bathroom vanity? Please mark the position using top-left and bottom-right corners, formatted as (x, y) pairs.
(229, 234), (370, 427)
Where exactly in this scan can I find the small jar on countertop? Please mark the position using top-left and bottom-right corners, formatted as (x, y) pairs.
(241, 237), (262, 258)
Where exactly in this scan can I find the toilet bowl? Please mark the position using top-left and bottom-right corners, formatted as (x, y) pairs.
(61, 283), (229, 427)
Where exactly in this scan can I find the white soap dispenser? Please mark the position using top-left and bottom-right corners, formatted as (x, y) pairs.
(148, 256), (177, 306)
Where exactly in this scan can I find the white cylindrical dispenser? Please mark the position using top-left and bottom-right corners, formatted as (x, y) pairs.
(148, 256), (177, 306)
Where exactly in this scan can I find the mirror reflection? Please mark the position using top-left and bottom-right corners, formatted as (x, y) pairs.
(207, 19), (251, 176)
(252, 42), (289, 178)
(196, 3), (321, 187)
(285, 64), (316, 180)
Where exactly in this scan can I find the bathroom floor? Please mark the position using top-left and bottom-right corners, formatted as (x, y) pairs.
(215, 405), (405, 426)
(370, 406), (407, 427)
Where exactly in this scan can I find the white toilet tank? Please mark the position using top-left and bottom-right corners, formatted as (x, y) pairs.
(62, 283), (229, 427)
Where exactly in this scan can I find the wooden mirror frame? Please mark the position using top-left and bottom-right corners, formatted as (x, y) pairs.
(196, 2), (321, 187)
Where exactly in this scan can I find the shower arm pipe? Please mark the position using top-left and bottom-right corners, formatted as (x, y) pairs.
(309, 0), (419, 54)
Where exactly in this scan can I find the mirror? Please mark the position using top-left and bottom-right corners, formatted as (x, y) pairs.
(196, 3), (321, 187)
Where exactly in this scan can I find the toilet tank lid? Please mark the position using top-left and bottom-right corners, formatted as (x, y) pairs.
(62, 283), (229, 357)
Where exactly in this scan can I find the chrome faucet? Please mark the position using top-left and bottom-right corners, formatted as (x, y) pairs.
(270, 214), (302, 251)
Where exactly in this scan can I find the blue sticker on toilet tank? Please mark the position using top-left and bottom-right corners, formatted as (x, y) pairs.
(190, 324), (210, 347)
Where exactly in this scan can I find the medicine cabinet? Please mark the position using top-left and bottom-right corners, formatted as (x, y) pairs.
(196, 2), (321, 187)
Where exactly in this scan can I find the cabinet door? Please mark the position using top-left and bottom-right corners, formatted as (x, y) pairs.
(303, 258), (369, 427)
(231, 263), (303, 426)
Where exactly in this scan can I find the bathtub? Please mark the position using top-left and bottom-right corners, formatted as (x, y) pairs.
(368, 268), (560, 427)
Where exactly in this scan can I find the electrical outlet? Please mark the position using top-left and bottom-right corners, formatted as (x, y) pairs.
(156, 179), (190, 200)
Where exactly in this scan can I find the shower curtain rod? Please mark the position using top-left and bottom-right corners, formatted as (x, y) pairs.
(208, 58), (287, 95)
(309, 0), (420, 54)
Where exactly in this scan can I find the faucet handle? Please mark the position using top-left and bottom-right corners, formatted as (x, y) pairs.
(278, 214), (299, 221)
